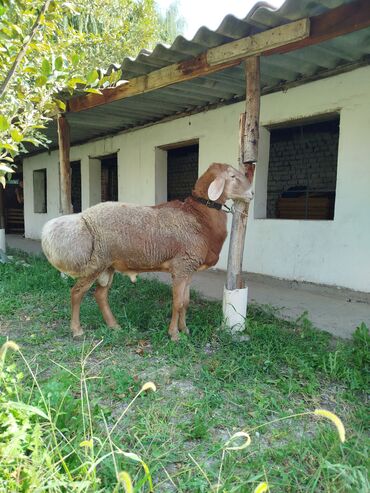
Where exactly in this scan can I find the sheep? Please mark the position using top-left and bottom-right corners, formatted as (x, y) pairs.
(41, 163), (254, 341)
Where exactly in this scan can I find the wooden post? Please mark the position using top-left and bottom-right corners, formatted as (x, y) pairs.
(226, 56), (260, 290)
(57, 114), (73, 214)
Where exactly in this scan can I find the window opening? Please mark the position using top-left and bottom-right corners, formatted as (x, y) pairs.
(33, 169), (47, 213)
(167, 144), (199, 201)
(267, 117), (339, 220)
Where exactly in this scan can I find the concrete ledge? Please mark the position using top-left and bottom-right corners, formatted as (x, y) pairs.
(243, 271), (370, 304)
(6, 234), (43, 256)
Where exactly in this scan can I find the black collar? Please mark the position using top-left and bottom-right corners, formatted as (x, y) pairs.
(192, 194), (223, 210)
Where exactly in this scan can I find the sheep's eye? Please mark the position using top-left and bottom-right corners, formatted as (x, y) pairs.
(231, 175), (236, 178)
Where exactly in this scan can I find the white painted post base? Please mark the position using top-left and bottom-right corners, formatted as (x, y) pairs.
(0, 228), (5, 253)
(0, 228), (8, 263)
(222, 286), (248, 333)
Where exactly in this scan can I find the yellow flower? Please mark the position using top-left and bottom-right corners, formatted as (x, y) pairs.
(0, 341), (20, 363)
(314, 409), (345, 443)
(2, 341), (19, 352)
(224, 431), (251, 451)
(79, 439), (93, 448)
(118, 471), (133, 493)
(141, 381), (156, 392)
(254, 482), (269, 493)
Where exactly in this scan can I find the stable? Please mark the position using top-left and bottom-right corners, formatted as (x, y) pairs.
(15, 0), (370, 294)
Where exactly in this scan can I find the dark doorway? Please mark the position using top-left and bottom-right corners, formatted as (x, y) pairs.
(101, 155), (118, 202)
(167, 144), (199, 201)
(71, 160), (81, 213)
(4, 173), (24, 233)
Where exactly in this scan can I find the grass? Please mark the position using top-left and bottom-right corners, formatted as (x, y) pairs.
(0, 250), (369, 492)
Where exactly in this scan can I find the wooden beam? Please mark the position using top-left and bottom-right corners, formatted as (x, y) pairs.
(265, 0), (370, 56)
(57, 114), (73, 215)
(226, 57), (260, 290)
(68, 19), (309, 113)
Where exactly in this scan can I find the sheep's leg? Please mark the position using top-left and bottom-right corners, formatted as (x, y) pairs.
(178, 277), (191, 335)
(71, 275), (97, 338)
(169, 277), (188, 342)
(94, 269), (120, 329)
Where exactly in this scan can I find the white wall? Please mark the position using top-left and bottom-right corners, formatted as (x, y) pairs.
(247, 67), (370, 293)
(23, 66), (370, 292)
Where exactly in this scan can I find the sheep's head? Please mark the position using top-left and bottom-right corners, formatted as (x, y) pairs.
(195, 163), (254, 204)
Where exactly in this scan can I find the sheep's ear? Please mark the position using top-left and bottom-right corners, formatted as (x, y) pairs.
(208, 176), (226, 201)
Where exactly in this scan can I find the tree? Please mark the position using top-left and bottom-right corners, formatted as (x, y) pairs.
(0, 0), (178, 186)
(60, 0), (169, 75)
(157, 0), (186, 44)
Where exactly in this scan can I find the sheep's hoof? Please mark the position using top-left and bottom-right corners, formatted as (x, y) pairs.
(72, 330), (84, 340)
(169, 331), (180, 342)
(179, 326), (190, 335)
(109, 324), (121, 331)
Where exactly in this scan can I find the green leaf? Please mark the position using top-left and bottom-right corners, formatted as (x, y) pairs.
(0, 164), (14, 173)
(109, 69), (122, 84)
(10, 23), (23, 36)
(55, 55), (63, 71)
(67, 77), (86, 88)
(71, 53), (79, 66)
(86, 69), (99, 85)
(30, 124), (46, 129)
(22, 138), (42, 146)
(49, 0), (57, 12)
(2, 401), (49, 420)
(84, 88), (103, 95)
(122, 452), (142, 463)
(0, 176), (5, 188)
(10, 128), (23, 143)
(35, 75), (47, 87)
(24, 66), (38, 74)
(0, 115), (10, 132)
(1, 143), (17, 152)
(54, 99), (66, 111)
(41, 59), (51, 76)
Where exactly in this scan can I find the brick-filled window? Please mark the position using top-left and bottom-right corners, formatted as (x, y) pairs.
(33, 168), (47, 213)
(167, 144), (199, 201)
(267, 117), (339, 220)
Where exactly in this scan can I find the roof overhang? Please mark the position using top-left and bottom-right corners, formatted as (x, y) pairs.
(25, 0), (370, 155)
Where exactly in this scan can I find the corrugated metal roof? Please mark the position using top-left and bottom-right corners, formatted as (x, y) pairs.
(35, 0), (370, 152)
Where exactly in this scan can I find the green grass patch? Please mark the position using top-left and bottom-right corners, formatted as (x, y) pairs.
(0, 252), (368, 492)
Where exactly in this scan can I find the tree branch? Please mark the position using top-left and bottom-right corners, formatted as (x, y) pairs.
(0, 0), (52, 99)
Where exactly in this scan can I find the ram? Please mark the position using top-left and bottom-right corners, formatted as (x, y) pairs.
(42, 163), (253, 341)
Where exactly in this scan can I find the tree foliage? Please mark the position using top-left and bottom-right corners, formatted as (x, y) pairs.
(157, 0), (186, 44)
(0, 0), (182, 186)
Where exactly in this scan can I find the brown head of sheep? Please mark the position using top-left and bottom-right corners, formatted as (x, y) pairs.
(41, 163), (254, 341)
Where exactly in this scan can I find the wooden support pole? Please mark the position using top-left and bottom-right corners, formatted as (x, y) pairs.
(57, 114), (73, 215)
(226, 56), (260, 290)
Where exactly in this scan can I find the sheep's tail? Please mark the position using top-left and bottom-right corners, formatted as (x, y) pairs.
(41, 214), (94, 277)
